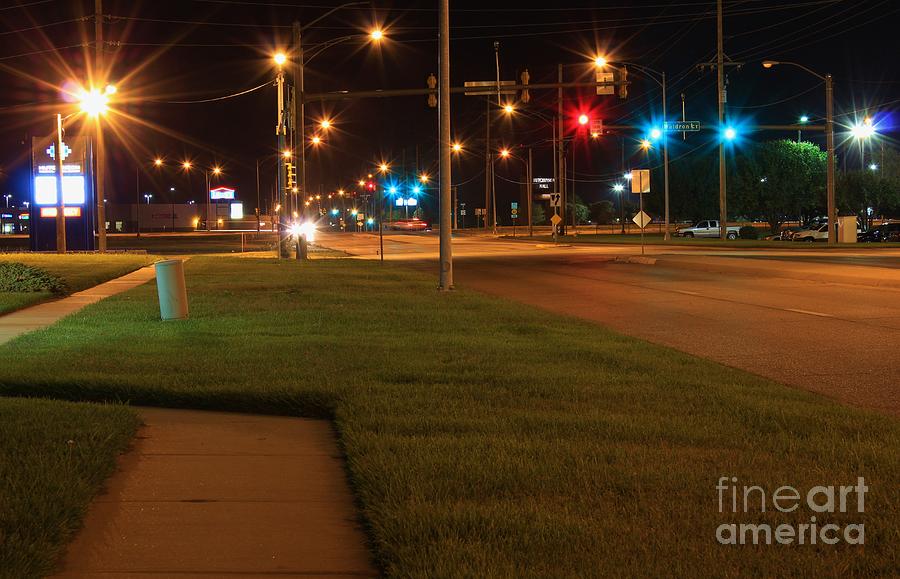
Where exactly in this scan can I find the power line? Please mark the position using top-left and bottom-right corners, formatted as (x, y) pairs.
(149, 80), (272, 104)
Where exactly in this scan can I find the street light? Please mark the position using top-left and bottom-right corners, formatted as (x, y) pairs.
(612, 183), (625, 234)
(311, 135), (322, 145)
(370, 28), (384, 41)
(593, 55), (607, 68)
(452, 142), (462, 153)
(77, 83), (116, 252)
(273, 52), (287, 67)
(143, 194), (153, 204)
(798, 115), (809, 142)
(723, 127), (737, 141)
(762, 59), (836, 244)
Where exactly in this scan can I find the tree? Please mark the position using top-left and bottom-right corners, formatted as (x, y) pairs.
(589, 200), (615, 225)
(730, 140), (825, 232)
(567, 194), (590, 225)
(532, 203), (546, 225)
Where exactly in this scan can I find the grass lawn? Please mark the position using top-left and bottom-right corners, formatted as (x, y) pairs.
(0, 397), (138, 578)
(0, 257), (897, 576)
(0, 254), (155, 315)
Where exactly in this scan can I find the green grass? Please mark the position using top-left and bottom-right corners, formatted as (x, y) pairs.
(0, 397), (139, 579)
(0, 257), (897, 576)
(0, 254), (155, 314)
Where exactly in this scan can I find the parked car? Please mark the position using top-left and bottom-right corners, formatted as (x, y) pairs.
(388, 218), (430, 231)
(675, 220), (741, 239)
(791, 223), (829, 242)
(858, 222), (900, 242)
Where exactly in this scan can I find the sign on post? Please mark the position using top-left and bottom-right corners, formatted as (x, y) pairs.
(630, 170), (650, 194)
(664, 121), (701, 132)
(632, 210), (652, 229)
(548, 193), (561, 208)
(595, 71), (614, 95)
(464, 80), (517, 96)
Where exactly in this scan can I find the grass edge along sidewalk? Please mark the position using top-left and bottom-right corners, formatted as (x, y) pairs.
(0, 254), (155, 315)
(0, 256), (897, 577)
(0, 397), (138, 579)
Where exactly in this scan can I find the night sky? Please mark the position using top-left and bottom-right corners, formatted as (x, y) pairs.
(1, 0), (897, 221)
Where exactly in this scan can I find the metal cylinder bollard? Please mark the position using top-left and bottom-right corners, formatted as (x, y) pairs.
(155, 259), (189, 320)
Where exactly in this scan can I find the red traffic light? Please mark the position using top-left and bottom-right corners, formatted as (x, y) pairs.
(366, 181), (376, 191)
(578, 113), (589, 125)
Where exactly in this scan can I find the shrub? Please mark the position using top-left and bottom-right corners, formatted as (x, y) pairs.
(739, 225), (759, 240)
(0, 262), (67, 293)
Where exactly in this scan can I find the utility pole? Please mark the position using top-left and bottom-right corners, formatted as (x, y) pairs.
(484, 99), (491, 231)
(95, 0), (106, 251)
(293, 22), (305, 211)
(716, 0), (727, 239)
(438, 0), (452, 290)
(54, 114), (66, 253)
(275, 58), (288, 257)
(557, 64), (565, 236)
(256, 158), (261, 232)
(662, 71), (670, 240)
(825, 74), (836, 244)
(527, 146), (533, 237)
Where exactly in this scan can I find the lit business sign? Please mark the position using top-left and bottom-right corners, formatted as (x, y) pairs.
(210, 186), (235, 200)
(34, 175), (87, 206)
(230, 202), (243, 219)
(394, 197), (418, 206)
(40, 207), (82, 218)
(32, 135), (88, 206)
(533, 177), (554, 190)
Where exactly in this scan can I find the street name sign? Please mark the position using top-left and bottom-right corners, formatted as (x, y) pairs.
(464, 80), (516, 96)
(665, 121), (701, 132)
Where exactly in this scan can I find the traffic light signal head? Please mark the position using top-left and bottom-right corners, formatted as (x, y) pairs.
(427, 73), (437, 108)
(520, 69), (530, 104)
(617, 65), (628, 99)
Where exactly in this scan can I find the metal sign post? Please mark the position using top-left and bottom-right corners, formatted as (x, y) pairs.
(631, 170), (651, 255)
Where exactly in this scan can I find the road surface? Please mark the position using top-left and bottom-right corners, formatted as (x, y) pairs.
(320, 231), (900, 416)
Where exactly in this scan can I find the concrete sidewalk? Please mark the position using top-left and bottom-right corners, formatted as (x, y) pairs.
(0, 265), (157, 346)
(52, 408), (377, 578)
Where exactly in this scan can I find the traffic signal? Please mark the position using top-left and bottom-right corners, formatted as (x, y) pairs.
(617, 65), (628, 99)
(366, 181), (376, 192)
(427, 73), (437, 108)
(520, 69), (530, 104)
(285, 162), (296, 188)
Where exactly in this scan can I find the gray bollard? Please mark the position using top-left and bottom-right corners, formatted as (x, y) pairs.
(155, 259), (189, 320)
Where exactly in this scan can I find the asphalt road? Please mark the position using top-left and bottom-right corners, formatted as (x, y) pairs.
(320, 231), (900, 416)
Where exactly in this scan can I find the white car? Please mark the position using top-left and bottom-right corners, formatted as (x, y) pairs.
(791, 224), (828, 242)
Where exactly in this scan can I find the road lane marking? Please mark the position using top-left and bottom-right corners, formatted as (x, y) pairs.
(673, 289), (701, 296)
(783, 308), (834, 318)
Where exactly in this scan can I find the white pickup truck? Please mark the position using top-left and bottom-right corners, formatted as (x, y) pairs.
(675, 220), (741, 239)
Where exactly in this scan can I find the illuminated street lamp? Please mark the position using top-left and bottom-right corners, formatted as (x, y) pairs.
(370, 28), (384, 41)
(452, 142), (463, 153)
(273, 52), (287, 67)
(319, 119), (331, 130)
(311, 135), (322, 146)
(594, 55), (607, 68)
(612, 183), (625, 234)
(154, 158), (164, 167)
(503, 104), (515, 115)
